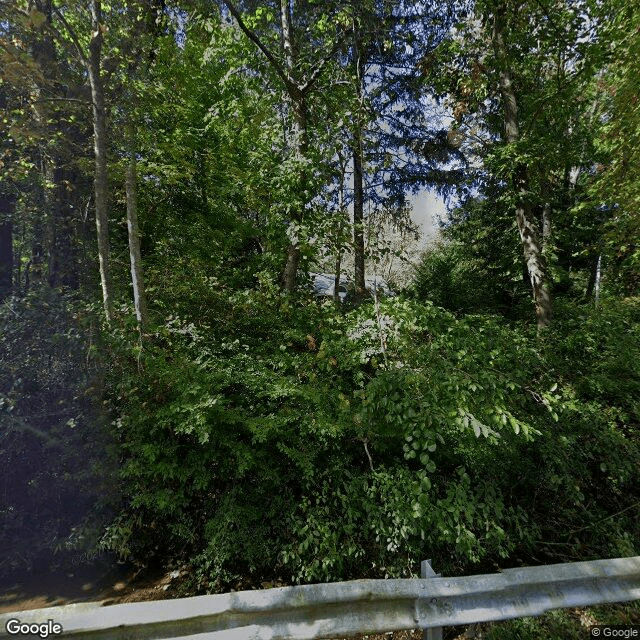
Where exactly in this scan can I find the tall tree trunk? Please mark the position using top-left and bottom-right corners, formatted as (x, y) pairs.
(222, 0), (342, 293)
(281, 94), (308, 291)
(585, 252), (600, 300)
(334, 162), (346, 303)
(594, 254), (602, 306)
(333, 252), (342, 303)
(43, 160), (57, 286)
(280, 0), (307, 292)
(493, 12), (552, 330)
(542, 201), (551, 247)
(125, 123), (148, 328)
(352, 18), (366, 297)
(353, 141), (366, 297)
(88, 0), (113, 325)
(0, 193), (15, 301)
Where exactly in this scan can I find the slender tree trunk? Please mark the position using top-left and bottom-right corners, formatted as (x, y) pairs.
(542, 201), (551, 247)
(43, 160), (58, 286)
(352, 19), (366, 297)
(0, 89), (13, 300)
(125, 124), (148, 328)
(281, 94), (307, 291)
(333, 252), (342, 303)
(280, 0), (307, 292)
(594, 254), (602, 306)
(30, 154), (45, 288)
(493, 11), (551, 330)
(585, 252), (599, 300)
(353, 141), (366, 297)
(282, 243), (300, 291)
(334, 164), (346, 303)
(57, 166), (81, 289)
(0, 193), (15, 301)
(88, 0), (113, 325)
(15, 220), (23, 292)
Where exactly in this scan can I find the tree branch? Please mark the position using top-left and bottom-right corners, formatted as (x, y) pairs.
(50, 2), (89, 68)
(34, 97), (90, 105)
(221, 0), (298, 92)
(300, 35), (347, 93)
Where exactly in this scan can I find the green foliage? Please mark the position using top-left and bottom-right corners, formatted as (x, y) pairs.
(486, 601), (640, 640)
(547, 298), (640, 421)
(587, 0), (640, 294)
(103, 289), (639, 587)
(4, 0), (640, 600)
(412, 238), (526, 315)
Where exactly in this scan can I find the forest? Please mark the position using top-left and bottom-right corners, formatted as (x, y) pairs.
(0, 0), (639, 613)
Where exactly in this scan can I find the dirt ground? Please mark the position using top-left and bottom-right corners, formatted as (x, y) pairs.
(0, 563), (174, 613)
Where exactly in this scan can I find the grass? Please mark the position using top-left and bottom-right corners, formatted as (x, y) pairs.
(484, 602), (640, 639)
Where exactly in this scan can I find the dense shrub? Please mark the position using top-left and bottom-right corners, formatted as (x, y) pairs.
(412, 240), (530, 317)
(101, 290), (639, 588)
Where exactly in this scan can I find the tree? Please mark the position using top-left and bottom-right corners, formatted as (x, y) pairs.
(86, 0), (113, 324)
(125, 122), (148, 328)
(490, 5), (552, 329)
(220, 0), (349, 291)
(423, 0), (602, 327)
(351, 13), (366, 296)
(346, 0), (465, 293)
(588, 0), (640, 294)
(1, 1), (87, 293)
(13, 0), (115, 321)
(115, 1), (167, 330)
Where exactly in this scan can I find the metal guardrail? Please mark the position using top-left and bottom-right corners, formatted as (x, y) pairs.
(1, 556), (639, 639)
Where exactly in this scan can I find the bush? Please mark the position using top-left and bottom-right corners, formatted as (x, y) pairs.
(102, 292), (640, 588)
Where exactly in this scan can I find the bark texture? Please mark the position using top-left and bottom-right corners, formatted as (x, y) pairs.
(493, 11), (552, 330)
(334, 162), (347, 303)
(125, 125), (148, 328)
(353, 142), (365, 297)
(88, 0), (113, 324)
(281, 92), (308, 292)
(352, 20), (366, 297)
(279, 0), (307, 292)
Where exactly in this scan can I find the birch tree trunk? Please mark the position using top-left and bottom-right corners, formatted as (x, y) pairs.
(88, 0), (113, 325)
(493, 11), (552, 330)
(125, 123), (148, 328)
(353, 140), (366, 297)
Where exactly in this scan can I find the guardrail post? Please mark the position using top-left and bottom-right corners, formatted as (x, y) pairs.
(421, 559), (443, 640)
